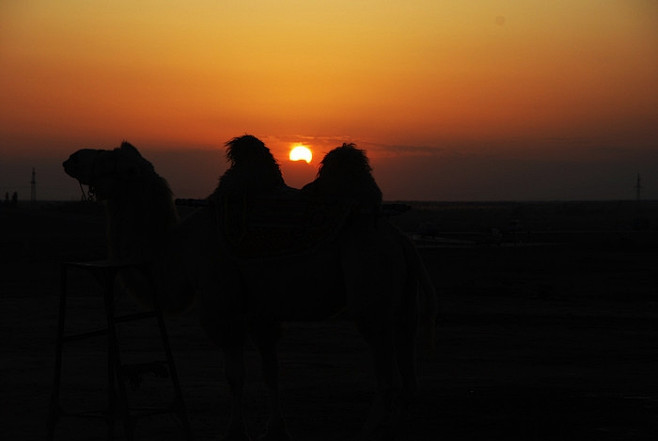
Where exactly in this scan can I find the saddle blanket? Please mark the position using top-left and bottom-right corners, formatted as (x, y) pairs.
(175, 198), (411, 259)
(220, 197), (353, 259)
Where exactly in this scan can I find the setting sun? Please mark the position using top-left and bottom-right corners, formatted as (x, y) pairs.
(289, 145), (313, 164)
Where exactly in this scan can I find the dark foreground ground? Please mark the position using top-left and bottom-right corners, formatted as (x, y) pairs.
(2, 201), (657, 440)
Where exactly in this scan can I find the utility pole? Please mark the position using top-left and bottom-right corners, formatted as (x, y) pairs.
(30, 167), (36, 203)
(635, 173), (642, 202)
(633, 173), (644, 230)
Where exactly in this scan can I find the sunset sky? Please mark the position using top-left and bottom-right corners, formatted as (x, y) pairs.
(1, 1), (657, 201)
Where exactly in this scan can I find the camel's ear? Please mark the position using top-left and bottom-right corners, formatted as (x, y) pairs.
(120, 141), (143, 159)
(117, 141), (154, 177)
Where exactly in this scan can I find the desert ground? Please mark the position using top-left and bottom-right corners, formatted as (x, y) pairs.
(2, 200), (657, 440)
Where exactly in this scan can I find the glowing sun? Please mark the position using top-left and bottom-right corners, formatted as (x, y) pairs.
(289, 145), (313, 163)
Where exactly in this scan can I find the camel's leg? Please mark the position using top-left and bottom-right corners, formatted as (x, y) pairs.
(224, 348), (249, 441)
(395, 321), (418, 404)
(250, 320), (291, 441)
(341, 228), (406, 439)
(202, 314), (251, 441)
(223, 341), (251, 441)
(356, 317), (402, 441)
(393, 284), (419, 429)
(197, 269), (251, 440)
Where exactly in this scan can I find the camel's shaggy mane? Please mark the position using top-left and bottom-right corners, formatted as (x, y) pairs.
(306, 143), (382, 210)
(224, 135), (278, 168)
(103, 144), (178, 261)
(317, 143), (372, 177)
(211, 135), (285, 200)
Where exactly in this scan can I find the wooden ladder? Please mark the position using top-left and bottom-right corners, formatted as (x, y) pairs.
(48, 260), (192, 440)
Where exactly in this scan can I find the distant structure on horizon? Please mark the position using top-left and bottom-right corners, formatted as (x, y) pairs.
(30, 167), (36, 203)
(634, 173), (642, 202)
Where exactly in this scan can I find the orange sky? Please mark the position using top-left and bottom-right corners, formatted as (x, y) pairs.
(1, 1), (657, 200)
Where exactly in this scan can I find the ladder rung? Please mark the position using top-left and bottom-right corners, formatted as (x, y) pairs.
(59, 405), (177, 419)
(114, 311), (158, 323)
(121, 361), (170, 378)
(57, 408), (109, 420)
(128, 406), (179, 418)
(63, 328), (107, 342)
(60, 312), (158, 342)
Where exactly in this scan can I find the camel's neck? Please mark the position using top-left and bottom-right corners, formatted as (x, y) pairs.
(105, 195), (195, 313)
(105, 194), (179, 261)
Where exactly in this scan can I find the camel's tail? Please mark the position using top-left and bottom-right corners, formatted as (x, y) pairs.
(402, 235), (438, 354)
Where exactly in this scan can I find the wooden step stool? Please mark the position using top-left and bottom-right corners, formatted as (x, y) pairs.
(48, 260), (192, 440)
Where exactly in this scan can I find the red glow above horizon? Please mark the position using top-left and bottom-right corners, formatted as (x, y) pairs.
(1, 1), (657, 200)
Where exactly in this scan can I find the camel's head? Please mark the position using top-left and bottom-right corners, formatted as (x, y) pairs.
(317, 143), (373, 179)
(63, 142), (155, 200)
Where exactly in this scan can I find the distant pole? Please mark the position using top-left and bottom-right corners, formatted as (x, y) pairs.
(635, 173), (642, 202)
(30, 167), (36, 203)
(633, 173), (645, 230)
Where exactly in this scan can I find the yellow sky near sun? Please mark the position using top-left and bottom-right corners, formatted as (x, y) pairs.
(1, 0), (656, 162)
